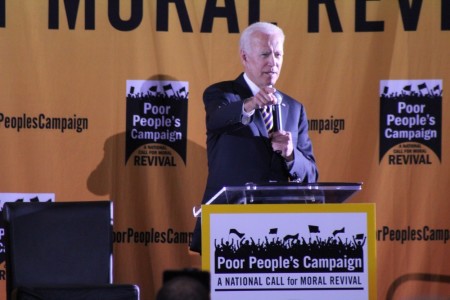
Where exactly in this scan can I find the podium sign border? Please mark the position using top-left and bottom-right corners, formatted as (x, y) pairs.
(201, 203), (376, 300)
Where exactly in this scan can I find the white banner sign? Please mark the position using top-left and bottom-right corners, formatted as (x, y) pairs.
(202, 204), (376, 300)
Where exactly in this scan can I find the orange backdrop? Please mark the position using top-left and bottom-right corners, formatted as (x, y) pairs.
(0, 1), (449, 299)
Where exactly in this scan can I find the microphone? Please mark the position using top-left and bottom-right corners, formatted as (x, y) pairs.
(272, 92), (283, 132)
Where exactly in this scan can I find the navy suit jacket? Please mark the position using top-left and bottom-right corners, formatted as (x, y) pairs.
(190, 73), (318, 253)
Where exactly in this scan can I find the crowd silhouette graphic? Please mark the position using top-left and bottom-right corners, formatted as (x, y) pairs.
(214, 226), (366, 273)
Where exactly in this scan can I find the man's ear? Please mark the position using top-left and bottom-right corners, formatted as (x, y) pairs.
(240, 49), (247, 62)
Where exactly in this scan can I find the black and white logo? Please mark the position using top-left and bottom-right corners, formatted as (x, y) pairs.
(126, 80), (188, 166)
(379, 80), (442, 165)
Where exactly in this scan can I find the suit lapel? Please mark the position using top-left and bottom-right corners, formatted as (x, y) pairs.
(255, 109), (269, 137)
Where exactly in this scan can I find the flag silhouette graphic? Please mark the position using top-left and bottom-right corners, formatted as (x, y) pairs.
(229, 228), (245, 239)
(333, 227), (345, 236)
(308, 225), (320, 233)
(283, 233), (299, 242)
(355, 233), (365, 240)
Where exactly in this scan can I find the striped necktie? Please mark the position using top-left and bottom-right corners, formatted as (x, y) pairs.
(262, 106), (273, 132)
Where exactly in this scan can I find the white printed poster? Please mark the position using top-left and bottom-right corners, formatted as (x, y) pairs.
(202, 204), (376, 300)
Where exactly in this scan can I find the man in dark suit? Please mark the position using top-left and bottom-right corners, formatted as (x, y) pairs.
(190, 22), (318, 253)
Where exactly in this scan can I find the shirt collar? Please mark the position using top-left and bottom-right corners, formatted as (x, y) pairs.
(243, 73), (260, 96)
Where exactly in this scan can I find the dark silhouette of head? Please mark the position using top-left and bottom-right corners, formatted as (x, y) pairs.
(156, 276), (209, 300)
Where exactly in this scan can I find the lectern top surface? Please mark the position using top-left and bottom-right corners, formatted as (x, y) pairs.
(231, 182), (363, 191)
(193, 182), (363, 217)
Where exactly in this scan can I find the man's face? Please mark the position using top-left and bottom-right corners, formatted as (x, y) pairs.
(241, 31), (284, 88)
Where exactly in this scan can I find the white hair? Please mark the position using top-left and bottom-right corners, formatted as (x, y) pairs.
(239, 22), (285, 52)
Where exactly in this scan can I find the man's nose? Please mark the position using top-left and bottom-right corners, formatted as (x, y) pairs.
(268, 53), (276, 65)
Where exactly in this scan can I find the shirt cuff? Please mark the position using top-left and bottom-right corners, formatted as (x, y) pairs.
(241, 102), (255, 125)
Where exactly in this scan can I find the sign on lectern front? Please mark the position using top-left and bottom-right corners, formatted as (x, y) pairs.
(201, 203), (376, 300)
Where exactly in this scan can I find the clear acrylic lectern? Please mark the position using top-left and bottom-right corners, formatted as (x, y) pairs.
(193, 182), (362, 217)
